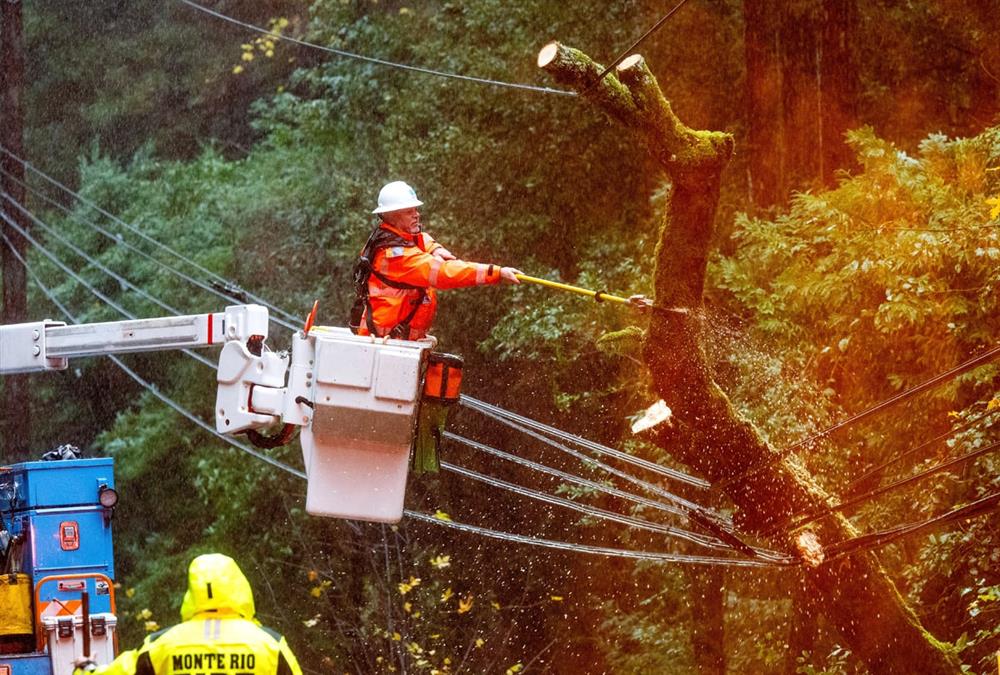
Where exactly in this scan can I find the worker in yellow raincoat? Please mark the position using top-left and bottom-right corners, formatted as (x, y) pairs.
(74, 553), (303, 675)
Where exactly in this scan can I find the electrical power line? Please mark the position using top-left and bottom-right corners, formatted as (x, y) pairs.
(403, 510), (787, 568)
(7, 226), (792, 567)
(464, 399), (717, 516)
(461, 394), (710, 489)
(825, 490), (1000, 561)
(0, 144), (302, 328)
(5, 145), (996, 565)
(7, 204), (997, 567)
(440, 458), (794, 562)
(444, 430), (691, 520)
(177, 0), (575, 97)
(846, 408), (999, 494)
(778, 439), (1000, 534)
(0, 165), (299, 333)
(0, 208), (216, 370)
(723, 343), (1000, 488)
(5, 189), (732, 531)
(3, 201), (780, 565)
(4, 193), (740, 537)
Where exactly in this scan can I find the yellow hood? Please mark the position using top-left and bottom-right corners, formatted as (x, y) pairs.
(179, 553), (256, 621)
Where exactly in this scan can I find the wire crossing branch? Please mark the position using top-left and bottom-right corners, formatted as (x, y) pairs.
(539, 41), (961, 674)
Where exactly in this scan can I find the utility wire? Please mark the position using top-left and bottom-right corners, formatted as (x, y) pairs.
(0, 232), (305, 478)
(825, 490), (1000, 561)
(0, 166), (298, 333)
(724, 343), (1000, 488)
(8, 209), (996, 567)
(461, 395), (710, 489)
(440, 459), (794, 562)
(177, 0), (574, 97)
(846, 408), (999, 494)
(779, 439), (1000, 533)
(0, 144), (301, 328)
(448, 422), (763, 555)
(0, 209), (216, 370)
(6, 194), (732, 534)
(443, 430), (690, 520)
(591, 0), (692, 85)
(3, 201), (778, 564)
(441, 460), (714, 547)
(463, 400), (723, 519)
(7, 231), (795, 568)
(403, 510), (789, 568)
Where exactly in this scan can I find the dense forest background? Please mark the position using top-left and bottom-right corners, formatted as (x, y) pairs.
(2, 0), (1000, 672)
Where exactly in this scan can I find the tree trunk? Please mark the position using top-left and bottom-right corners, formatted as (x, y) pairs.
(538, 42), (960, 674)
(743, 0), (859, 206)
(1, 0), (31, 459)
(818, 0), (859, 185)
(743, 0), (784, 208)
(686, 565), (726, 674)
(779, 2), (822, 193)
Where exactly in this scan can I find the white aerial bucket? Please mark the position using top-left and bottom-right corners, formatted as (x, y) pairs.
(300, 327), (433, 523)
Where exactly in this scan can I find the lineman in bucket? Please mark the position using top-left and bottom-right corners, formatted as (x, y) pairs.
(350, 181), (522, 340)
(73, 554), (303, 675)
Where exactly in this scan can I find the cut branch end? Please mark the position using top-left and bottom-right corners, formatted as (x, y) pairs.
(537, 42), (559, 68)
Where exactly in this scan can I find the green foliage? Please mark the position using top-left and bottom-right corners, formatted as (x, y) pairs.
(795, 645), (861, 675)
(712, 124), (1000, 669)
(12, 1), (1000, 672)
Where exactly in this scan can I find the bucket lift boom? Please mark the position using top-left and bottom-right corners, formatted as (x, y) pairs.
(0, 305), (443, 523)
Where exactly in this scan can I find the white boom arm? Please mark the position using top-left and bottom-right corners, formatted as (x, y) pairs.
(0, 305), (287, 437)
(1, 305), (440, 523)
(0, 305), (269, 374)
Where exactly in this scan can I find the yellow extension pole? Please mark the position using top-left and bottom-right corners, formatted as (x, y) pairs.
(514, 273), (631, 305)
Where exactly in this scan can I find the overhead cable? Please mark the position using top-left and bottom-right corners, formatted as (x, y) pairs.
(7, 234), (792, 568)
(440, 460), (794, 562)
(780, 439), (1000, 533)
(443, 431), (690, 520)
(826, 490), (1000, 561)
(463, 401), (720, 517)
(404, 510), (789, 568)
(0, 166), (298, 332)
(724, 343), (1000, 487)
(0, 209), (216, 371)
(461, 395), (710, 489)
(0, 232), (305, 478)
(846, 408), (999, 493)
(8, 216), (995, 567)
(177, 0), (574, 97)
(7, 193), (724, 534)
(0, 145), (301, 328)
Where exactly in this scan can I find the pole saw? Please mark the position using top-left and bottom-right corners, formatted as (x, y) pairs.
(513, 274), (688, 316)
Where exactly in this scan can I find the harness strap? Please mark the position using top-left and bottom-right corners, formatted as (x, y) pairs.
(353, 225), (429, 338)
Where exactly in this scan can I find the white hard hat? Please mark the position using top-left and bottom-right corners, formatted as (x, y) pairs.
(372, 181), (423, 214)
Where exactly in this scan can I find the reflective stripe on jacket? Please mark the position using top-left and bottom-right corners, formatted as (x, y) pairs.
(359, 223), (501, 339)
(83, 555), (304, 675)
(91, 617), (301, 675)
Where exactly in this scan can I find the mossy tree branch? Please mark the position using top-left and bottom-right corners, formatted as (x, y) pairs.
(539, 41), (961, 674)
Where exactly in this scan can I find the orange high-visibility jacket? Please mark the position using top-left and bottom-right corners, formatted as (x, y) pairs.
(359, 223), (501, 339)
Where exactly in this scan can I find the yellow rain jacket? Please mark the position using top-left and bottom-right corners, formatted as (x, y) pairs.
(81, 554), (303, 675)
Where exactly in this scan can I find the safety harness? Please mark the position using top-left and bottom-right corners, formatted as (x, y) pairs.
(349, 225), (428, 339)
